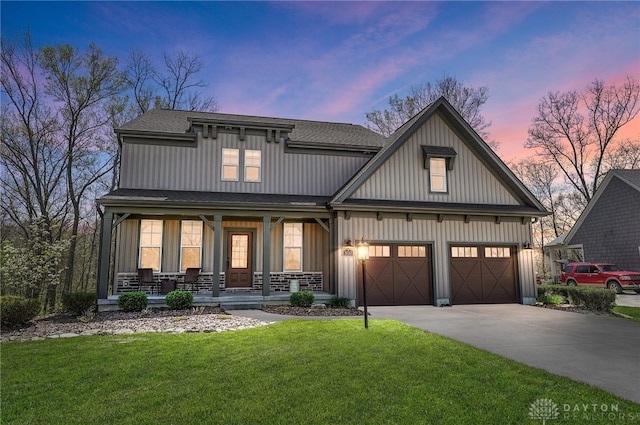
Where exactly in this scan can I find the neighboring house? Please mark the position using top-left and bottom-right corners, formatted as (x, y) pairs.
(97, 97), (547, 309)
(546, 169), (640, 280)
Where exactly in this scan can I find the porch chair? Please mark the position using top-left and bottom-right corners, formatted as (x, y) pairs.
(137, 268), (155, 294)
(183, 267), (201, 292)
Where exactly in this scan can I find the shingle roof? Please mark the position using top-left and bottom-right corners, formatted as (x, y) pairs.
(612, 169), (640, 190)
(117, 109), (387, 149)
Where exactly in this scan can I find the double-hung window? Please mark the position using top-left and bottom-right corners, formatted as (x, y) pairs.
(421, 145), (456, 194)
(429, 157), (447, 192)
(244, 150), (261, 182)
(222, 148), (239, 181)
(140, 219), (163, 271)
(180, 220), (203, 271)
(283, 223), (303, 271)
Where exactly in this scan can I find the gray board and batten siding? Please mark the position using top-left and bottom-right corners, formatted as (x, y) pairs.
(115, 219), (328, 275)
(117, 109), (385, 196)
(351, 113), (521, 205)
(337, 216), (536, 305)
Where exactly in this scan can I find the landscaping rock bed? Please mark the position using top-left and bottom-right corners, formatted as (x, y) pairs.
(1, 307), (271, 342)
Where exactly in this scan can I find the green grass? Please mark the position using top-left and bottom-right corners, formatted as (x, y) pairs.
(2, 320), (638, 424)
(613, 306), (640, 321)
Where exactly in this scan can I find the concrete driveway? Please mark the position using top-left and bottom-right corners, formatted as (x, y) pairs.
(368, 304), (640, 404)
(617, 292), (640, 307)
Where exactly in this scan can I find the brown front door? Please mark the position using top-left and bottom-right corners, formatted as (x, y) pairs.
(226, 231), (252, 288)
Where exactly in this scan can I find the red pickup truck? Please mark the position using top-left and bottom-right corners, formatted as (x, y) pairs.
(560, 262), (640, 294)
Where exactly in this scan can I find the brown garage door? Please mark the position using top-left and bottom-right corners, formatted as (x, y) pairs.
(450, 245), (517, 304)
(358, 244), (433, 306)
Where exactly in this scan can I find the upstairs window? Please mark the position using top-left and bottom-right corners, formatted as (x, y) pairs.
(283, 223), (303, 271)
(421, 145), (456, 194)
(222, 148), (239, 181)
(244, 150), (261, 182)
(140, 219), (163, 271)
(429, 158), (447, 192)
(180, 220), (203, 271)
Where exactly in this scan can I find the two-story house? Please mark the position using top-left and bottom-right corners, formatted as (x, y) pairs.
(97, 97), (547, 310)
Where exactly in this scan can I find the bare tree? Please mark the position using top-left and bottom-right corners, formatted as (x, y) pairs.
(366, 75), (493, 141)
(126, 50), (218, 114)
(1, 33), (68, 243)
(601, 138), (640, 172)
(39, 42), (126, 294)
(526, 76), (640, 203)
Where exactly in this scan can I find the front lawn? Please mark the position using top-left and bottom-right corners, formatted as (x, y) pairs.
(2, 320), (638, 424)
(613, 306), (640, 321)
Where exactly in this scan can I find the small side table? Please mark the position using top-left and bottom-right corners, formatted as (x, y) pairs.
(160, 279), (176, 295)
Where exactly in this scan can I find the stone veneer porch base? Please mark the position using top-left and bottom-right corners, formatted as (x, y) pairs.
(114, 271), (323, 296)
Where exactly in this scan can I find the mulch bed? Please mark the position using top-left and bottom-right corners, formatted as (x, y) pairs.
(261, 305), (363, 316)
(534, 303), (628, 319)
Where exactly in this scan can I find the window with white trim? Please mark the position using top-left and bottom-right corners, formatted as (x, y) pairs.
(244, 150), (261, 182)
(429, 157), (447, 192)
(222, 148), (239, 181)
(283, 223), (303, 271)
(140, 219), (163, 271)
(180, 220), (203, 271)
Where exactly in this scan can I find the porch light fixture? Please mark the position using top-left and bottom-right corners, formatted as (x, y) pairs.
(523, 241), (532, 249)
(356, 237), (370, 329)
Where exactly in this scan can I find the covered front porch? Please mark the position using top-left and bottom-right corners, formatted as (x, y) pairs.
(96, 189), (339, 306)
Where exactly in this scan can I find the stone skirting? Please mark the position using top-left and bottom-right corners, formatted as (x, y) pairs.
(254, 272), (323, 292)
(115, 271), (323, 295)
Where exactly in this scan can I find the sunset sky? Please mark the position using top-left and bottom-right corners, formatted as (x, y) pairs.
(2, 1), (639, 161)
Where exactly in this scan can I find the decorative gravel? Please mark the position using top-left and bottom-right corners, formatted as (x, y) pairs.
(1, 307), (271, 342)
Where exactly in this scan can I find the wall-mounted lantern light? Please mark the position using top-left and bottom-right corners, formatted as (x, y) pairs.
(523, 241), (532, 249)
(356, 238), (370, 329)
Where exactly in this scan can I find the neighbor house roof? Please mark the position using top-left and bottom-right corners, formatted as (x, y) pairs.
(115, 109), (387, 151)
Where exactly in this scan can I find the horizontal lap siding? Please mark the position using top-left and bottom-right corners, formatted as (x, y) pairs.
(337, 217), (534, 302)
(120, 133), (368, 195)
(352, 114), (519, 205)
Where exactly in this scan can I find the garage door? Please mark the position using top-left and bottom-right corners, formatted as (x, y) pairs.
(450, 245), (517, 304)
(358, 244), (433, 306)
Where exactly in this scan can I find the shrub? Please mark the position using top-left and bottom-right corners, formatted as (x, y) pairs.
(165, 290), (194, 310)
(537, 284), (615, 311)
(327, 296), (352, 308)
(117, 292), (148, 312)
(1, 295), (40, 328)
(566, 287), (616, 311)
(62, 292), (97, 316)
(536, 294), (565, 305)
(290, 290), (314, 307)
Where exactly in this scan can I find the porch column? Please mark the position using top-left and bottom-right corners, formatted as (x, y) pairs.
(262, 215), (271, 296)
(329, 216), (336, 294)
(97, 211), (114, 299)
(212, 214), (222, 297)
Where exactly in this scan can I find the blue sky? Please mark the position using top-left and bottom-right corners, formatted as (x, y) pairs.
(2, 1), (639, 160)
